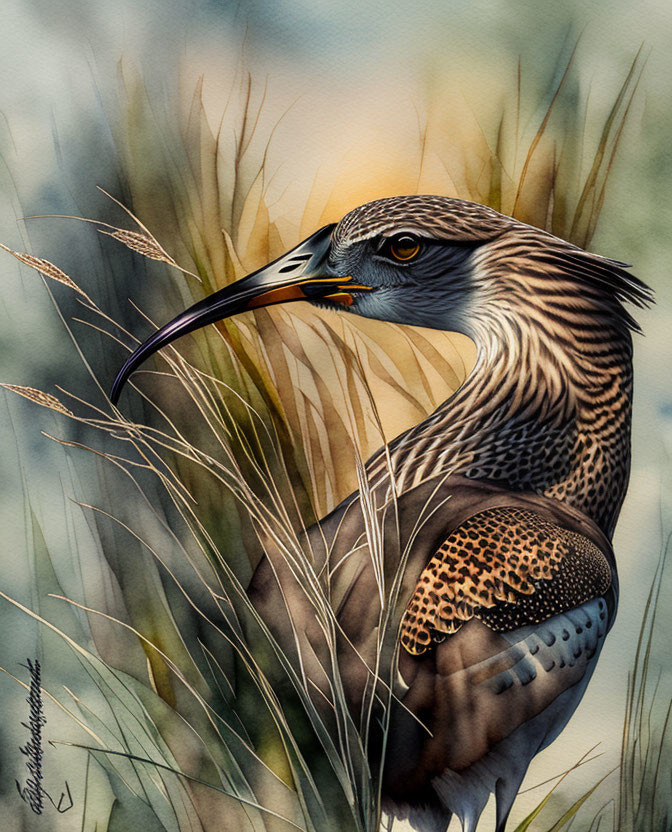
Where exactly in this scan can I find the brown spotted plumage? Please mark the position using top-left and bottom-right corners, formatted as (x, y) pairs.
(400, 507), (612, 655)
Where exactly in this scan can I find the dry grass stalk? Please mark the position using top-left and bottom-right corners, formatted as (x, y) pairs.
(0, 383), (74, 416)
(0, 241), (93, 304)
(98, 228), (179, 265)
(95, 184), (202, 282)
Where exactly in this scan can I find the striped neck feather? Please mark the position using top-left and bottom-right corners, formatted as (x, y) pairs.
(365, 241), (641, 539)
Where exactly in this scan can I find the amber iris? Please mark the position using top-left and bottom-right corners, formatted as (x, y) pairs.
(388, 234), (421, 261)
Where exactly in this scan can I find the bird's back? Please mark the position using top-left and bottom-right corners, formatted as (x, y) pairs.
(248, 475), (617, 831)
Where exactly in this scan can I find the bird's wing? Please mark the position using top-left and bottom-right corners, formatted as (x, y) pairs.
(400, 505), (612, 655)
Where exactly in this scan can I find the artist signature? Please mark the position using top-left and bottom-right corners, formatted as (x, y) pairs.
(15, 659), (73, 815)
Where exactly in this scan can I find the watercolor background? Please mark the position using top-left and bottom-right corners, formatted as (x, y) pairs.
(1, 1), (671, 830)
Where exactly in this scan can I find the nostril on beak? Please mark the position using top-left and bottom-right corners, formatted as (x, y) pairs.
(278, 253), (314, 274)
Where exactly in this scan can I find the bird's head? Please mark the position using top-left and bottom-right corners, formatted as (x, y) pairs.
(110, 195), (651, 404)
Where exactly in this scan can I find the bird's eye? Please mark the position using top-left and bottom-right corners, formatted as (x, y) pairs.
(385, 234), (421, 262)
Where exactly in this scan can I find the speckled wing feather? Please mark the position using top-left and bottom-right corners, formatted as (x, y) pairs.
(400, 506), (611, 655)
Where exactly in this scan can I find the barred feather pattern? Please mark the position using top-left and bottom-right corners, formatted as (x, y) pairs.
(331, 195), (511, 249)
(348, 202), (651, 538)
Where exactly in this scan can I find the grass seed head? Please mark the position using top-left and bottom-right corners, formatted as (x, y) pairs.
(0, 242), (92, 302)
(0, 383), (74, 416)
(98, 228), (177, 265)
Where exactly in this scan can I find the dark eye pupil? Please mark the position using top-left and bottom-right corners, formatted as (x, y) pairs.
(389, 235), (420, 260)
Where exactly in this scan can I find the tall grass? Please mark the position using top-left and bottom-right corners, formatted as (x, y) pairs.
(614, 534), (672, 832)
(0, 42), (656, 832)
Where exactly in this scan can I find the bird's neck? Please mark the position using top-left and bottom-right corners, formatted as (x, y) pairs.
(372, 318), (633, 539)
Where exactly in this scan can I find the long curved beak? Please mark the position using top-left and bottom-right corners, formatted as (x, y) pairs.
(110, 224), (369, 404)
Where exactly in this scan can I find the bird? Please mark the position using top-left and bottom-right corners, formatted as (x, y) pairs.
(111, 195), (651, 831)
